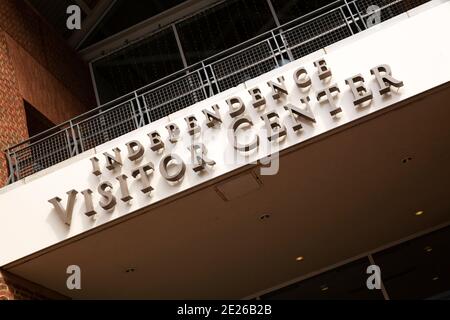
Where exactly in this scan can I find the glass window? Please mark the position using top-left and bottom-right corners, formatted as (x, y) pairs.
(270, 0), (336, 25)
(261, 258), (384, 300)
(92, 28), (183, 104)
(80, 0), (187, 49)
(177, 0), (276, 65)
(373, 225), (450, 299)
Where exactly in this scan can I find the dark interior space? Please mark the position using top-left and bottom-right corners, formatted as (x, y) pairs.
(261, 258), (384, 300)
(24, 100), (54, 137)
(270, 0), (337, 24)
(176, 0), (276, 65)
(91, 27), (184, 104)
(260, 224), (450, 300)
(374, 224), (450, 300)
(80, 0), (188, 49)
(91, 0), (277, 104)
(27, 0), (88, 39)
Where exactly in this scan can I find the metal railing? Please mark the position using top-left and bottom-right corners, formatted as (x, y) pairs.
(3, 0), (430, 184)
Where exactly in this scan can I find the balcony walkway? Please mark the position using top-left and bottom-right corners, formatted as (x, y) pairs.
(3, 0), (430, 184)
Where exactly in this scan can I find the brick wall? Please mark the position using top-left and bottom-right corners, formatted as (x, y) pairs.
(0, 0), (95, 108)
(0, 270), (68, 300)
(0, 32), (28, 186)
(0, 0), (95, 186)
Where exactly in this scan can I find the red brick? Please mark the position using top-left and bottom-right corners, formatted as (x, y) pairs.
(0, 0), (95, 187)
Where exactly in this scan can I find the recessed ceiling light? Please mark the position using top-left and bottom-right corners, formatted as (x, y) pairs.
(415, 210), (425, 216)
(295, 256), (304, 262)
(402, 157), (413, 164)
(320, 285), (329, 292)
(432, 276), (439, 281)
(425, 246), (433, 253)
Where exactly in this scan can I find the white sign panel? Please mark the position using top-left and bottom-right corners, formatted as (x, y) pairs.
(1, 1), (450, 266)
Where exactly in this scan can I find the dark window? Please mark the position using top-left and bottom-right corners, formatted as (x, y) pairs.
(177, 0), (276, 65)
(270, 0), (336, 25)
(80, 0), (187, 49)
(92, 27), (184, 104)
(261, 258), (384, 300)
(260, 224), (450, 300)
(373, 225), (450, 300)
(24, 100), (54, 137)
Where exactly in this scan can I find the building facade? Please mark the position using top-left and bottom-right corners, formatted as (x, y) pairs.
(0, 0), (449, 300)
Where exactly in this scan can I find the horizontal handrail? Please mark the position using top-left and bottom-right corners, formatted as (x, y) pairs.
(3, 0), (431, 184)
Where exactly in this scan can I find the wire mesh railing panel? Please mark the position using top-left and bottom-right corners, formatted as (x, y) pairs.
(146, 88), (206, 122)
(12, 130), (72, 180)
(212, 41), (275, 78)
(3, 0), (434, 184)
(290, 26), (353, 59)
(143, 72), (203, 108)
(283, 9), (352, 59)
(78, 101), (138, 151)
(217, 58), (278, 92)
(355, 0), (431, 23)
(143, 72), (206, 121)
(211, 41), (278, 91)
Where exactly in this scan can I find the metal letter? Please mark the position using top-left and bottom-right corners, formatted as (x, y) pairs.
(316, 84), (342, 117)
(185, 115), (201, 136)
(260, 111), (287, 141)
(248, 87), (266, 108)
(370, 64), (404, 95)
(148, 131), (165, 152)
(89, 157), (101, 176)
(202, 105), (222, 128)
(166, 123), (180, 143)
(131, 162), (155, 194)
(227, 97), (246, 118)
(48, 190), (78, 226)
(293, 67), (312, 89)
(284, 97), (316, 132)
(229, 117), (259, 152)
(80, 189), (96, 217)
(103, 148), (122, 171)
(125, 140), (144, 162)
(116, 174), (132, 202)
(314, 58), (332, 81)
(98, 182), (116, 211)
(188, 143), (216, 172)
(267, 76), (288, 100)
(159, 154), (186, 182)
(345, 74), (373, 106)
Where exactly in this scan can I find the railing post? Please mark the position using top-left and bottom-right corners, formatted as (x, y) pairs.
(69, 120), (80, 156)
(76, 123), (85, 153)
(200, 62), (212, 97)
(133, 91), (146, 127)
(207, 62), (220, 94)
(140, 91), (153, 124)
(5, 150), (16, 184)
(343, 0), (362, 33)
(270, 30), (291, 66)
(274, 25), (294, 63)
(198, 63), (211, 99)
(350, 0), (368, 29)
